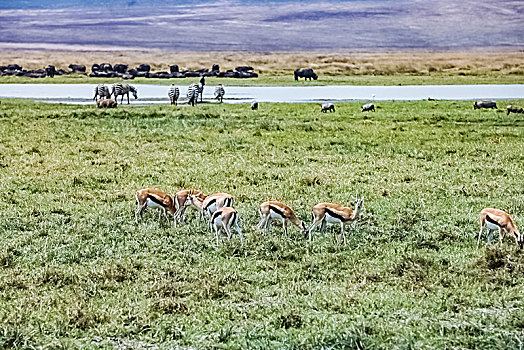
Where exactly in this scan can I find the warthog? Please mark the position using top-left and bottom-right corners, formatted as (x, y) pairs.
(507, 105), (524, 115)
(321, 103), (335, 112)
(361, 103), (375, 112)
(294, 68), (318, 81)
(474, 100), (497, 109)
(97, 99), (117, 108)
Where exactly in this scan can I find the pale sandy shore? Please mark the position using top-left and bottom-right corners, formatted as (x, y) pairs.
(1, 48), (523, 76)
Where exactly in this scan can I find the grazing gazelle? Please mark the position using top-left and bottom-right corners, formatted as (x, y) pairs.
(257, 201), (308, 236)
(173, 189), (207, 224)
(135, 188), (177, 225)
(184, 192), (234, 219)
(478, 208), (523, 248)
(307, 198), (364, 244)
(210, 207), (243, 246)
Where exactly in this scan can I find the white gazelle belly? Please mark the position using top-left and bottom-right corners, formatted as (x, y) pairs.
(325, 214), (342, 224)
(485, 220), (500, 230)
(147, 198), (164, 210)
(269, 211), (283, 219)
(213, 216), (223, 228)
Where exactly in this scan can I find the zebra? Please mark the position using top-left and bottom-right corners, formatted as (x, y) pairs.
(93, 84), (111, 102)
(168, 85), (180, 105)
(251, 100), (258, 110)
(111, 83), (138, 104)
(199, 75), (206, 103)
(187, 83), (199, 106)
(214, 84), (225, 103)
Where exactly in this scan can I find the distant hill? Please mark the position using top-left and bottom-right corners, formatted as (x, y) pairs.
(1, 0), (522, 51)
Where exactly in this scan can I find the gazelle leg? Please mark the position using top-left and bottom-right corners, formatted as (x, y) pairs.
(135, 204), (146, 224)
(282, 219), (287, 236)
(235, 222), (243, 245)
(499, 227), (503, 247)
(215, 226), (220, 246)
(477, 224), (484, 248)
(264, 218), (272, 232)
(307, 218), (322, 242)
(341, 222), (346, 245)
(320, 219), (327, 234)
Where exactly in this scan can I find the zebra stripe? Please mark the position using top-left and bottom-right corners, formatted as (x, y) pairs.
(187, 83), (199, 106)
(168, 85), (180, 105)
(214, 84), (225, 103)
(93, 84), (111, 101)
(112, 83), (138, 104)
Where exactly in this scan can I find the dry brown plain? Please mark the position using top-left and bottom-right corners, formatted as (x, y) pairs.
(1, 49), (523, 77)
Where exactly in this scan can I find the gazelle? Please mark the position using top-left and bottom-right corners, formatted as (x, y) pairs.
(478, 208), (523, 248)
(257, 201), (308, 236)
(173, 189), (207, 224)
(184, 192), (234, 219)
(135, 188), (177, 225)
(307, 198), (364, 244)
(210, 207), (243, 246)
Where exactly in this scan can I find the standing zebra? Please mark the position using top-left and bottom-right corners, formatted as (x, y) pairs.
(111, 83), (138, 104)
(214, 84), (225, 103)
(93, 84), (111, 102)
(168, 85), (180, 105)
(187, 83), (199, 106)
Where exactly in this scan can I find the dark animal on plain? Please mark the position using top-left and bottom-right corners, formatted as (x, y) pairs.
(170, 65), (179, 73)
(45, 65), (56, 77)
(137, 64), (151, 72)
(361, 103), (375, 112)
(212, 64), (220, 72)
(93, 84), (111, 101)
(214, 84), (225, 103)
(69, 64), (86, 73)
(474, 100), (497, 109)
(97, 99), (117, 108)
(235, 66), (254, 72)
(321, 103), (335, 113)
(187, 83), (200, 106)
(168, 85), (180, 105)
(251, 100), (258, 110)
(294, 68), (318, 81)
(111, 83), (138, 104)
(507, 105), (524, 115)
(199, 75), (206, 102)
(113, 64), (128, 73)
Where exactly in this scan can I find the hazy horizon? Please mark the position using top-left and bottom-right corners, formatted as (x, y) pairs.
(1, 0), (523, 51)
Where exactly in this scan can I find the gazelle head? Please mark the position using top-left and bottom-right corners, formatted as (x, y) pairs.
(184, 191), (202, 208)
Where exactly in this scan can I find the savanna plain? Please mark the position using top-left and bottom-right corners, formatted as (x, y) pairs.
(1, 98), (524, 348)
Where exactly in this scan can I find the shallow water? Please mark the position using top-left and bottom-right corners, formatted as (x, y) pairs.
(0, 84), (522, 105)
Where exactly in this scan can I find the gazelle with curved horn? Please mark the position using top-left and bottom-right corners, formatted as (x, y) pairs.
(172, 189), (207, 225)
(478, 208), (523, 248)
(184, 192), (234, 219)
(307, 197), (364, 244)
(257, 201), (308, 236)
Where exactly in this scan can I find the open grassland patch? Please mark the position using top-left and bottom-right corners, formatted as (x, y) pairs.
(0, 99), (524, 347)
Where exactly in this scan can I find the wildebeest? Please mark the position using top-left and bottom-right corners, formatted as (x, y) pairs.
(251, 100), (259, 110)
(321, 103), (335, 113)
(97, 99), (117, 108)
(294, 68), (318, 81)
(474, 100), (497, 109)
(361, 103), (375, 112)
(507, 105), (524, 115)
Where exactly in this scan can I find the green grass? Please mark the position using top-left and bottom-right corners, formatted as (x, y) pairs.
(1, 99), (524, 348)
(0, 72), (523, 86)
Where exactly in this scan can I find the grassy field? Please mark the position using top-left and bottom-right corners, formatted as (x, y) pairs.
(1, 98), (524, 348)
(1, 49), (523, 86)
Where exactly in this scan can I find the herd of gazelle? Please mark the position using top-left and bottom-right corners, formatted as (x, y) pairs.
(135, 188), (364, 246)
(136, 188), (523, 248)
